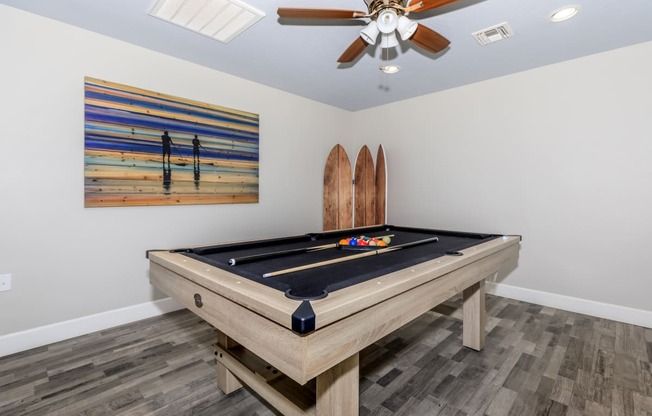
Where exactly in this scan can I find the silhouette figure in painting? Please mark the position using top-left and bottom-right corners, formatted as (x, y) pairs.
(192, 134), (203, 189)
(193, 135), (203, 165)
(161, 131), (174, 168)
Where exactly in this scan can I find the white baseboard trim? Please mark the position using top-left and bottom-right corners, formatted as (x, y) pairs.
(0, 298), (184, 358)
(486, 281), (652, 329)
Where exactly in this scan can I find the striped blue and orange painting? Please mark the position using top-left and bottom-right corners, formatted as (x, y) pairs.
(84, 77), (259, 207)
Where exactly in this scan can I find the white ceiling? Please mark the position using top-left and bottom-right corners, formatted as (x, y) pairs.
(3, 0), (652, 111)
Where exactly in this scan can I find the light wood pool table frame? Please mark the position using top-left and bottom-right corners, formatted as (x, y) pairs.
(148, 228), (520, 415)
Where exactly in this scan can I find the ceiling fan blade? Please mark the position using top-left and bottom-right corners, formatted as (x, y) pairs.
(407, 0), (460, 13)
(338, 37), (369, 63)
(409, 23), (450, 54)
(278, 8), (366, 19)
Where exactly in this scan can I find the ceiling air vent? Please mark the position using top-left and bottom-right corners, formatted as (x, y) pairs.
(149, 0), (265, 44)
(472, 22), (515, 46)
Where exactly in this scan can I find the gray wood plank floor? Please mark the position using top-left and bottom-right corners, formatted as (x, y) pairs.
(1, 294), (651, 415)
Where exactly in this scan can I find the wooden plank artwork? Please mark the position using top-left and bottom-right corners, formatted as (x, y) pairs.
(375, 145), (387, 225)
(84, 77), (259, 207)
(323, 144), (352, 231)
(354, 145), (376, 227)
(324, 144), (387, 230)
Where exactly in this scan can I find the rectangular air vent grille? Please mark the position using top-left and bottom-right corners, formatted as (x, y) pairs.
(472, 22), (515, 45)
(149, 0), (265, 44)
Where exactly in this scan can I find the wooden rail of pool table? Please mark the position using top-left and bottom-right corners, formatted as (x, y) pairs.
(149, 236), (519, 335)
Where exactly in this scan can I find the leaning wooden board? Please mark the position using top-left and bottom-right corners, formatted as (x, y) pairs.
(354, 145), (376, 227)
(323, 144), (352, 231)
(375, 145), (387, 225)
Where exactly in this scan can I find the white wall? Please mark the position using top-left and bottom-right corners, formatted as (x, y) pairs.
(353, 41), (652, 324)
(0, 6), (352, 342)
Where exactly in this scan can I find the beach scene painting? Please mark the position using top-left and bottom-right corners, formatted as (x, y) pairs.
(84, 77), (259, 207)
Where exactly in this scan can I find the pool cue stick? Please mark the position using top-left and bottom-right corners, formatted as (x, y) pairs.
(229, 243), (334, 266)
(229, 234), (395, 266)
(262, 236), (438, 278)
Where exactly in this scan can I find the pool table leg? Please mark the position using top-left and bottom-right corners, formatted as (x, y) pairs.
(462, 279), (486, 351)
(215, 330), (243, 394)
(316, 352), (359, 415)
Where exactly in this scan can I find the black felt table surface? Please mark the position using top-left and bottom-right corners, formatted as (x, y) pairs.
(182, 225), (499, 300)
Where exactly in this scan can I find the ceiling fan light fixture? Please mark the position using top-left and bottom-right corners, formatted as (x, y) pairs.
(278, 0), (454, 65)
(550, 5), (581, 22)
(379, 64), (401, 74)
(360, 21), (380, 45)
(381, 32), (399, 48)
(397, 16), (418, 40)
(376, 9), (399, 34)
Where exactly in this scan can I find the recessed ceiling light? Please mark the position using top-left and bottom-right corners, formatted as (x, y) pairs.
(379, 65), (400, 74)
(550, 5), (581, 22)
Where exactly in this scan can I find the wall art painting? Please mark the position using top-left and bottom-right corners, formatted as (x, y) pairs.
(84, 77), (259, 207)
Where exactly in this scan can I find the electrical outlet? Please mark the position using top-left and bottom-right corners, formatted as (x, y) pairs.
(0, 274), (11, 292)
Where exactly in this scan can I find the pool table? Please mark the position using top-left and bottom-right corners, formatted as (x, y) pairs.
(148, 225), (520, 416)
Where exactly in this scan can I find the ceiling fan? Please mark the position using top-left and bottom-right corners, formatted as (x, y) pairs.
(277, 0), (459, 63)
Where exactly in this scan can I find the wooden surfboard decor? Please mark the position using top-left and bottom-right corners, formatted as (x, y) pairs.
(354, 145), (376, 227)
(323, 144), (352, 231)
(375, 144), (387, 225)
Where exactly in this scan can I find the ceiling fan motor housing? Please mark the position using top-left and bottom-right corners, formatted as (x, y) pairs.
(367, 0), (408, 16)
